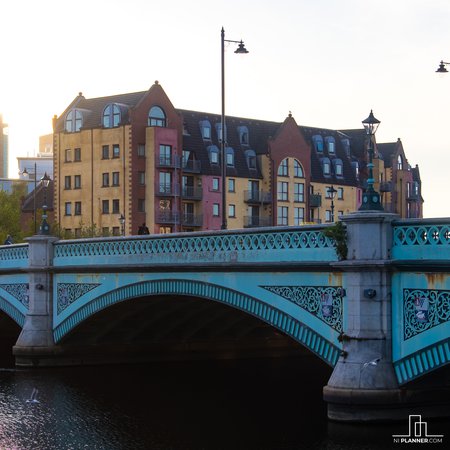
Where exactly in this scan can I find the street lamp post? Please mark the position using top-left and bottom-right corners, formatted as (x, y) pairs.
(22, 163), (37, 234)
(220, 27), (249, 230)
(436, 60), (450, 73)
(39, 172), (51, 235)
(328, 185), (337, 222)
(359, 110), (384, 211)
(119, 213), (125, 236)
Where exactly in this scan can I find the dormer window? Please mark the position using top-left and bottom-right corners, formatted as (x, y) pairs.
(333, 158), (344, 177)
(237, 126), (249, 145)
(215, 123), (226, 142)
(278, 158), (289, 176)
(102, 104), (121, 128)
(293, 159), (304, 178)
(312, 135), (324, 152)
(226, 147), (234, 166)
(321, 157), (331, 176)
(65, 109), (83, 133)
(341, 138), (351, 157)
(208, 145), (219, 164)
(352, 161), (359, 179)
(148, 106), (166, 127)
(325, 136), (335, 154)
(245, 149), (257, 169)
(199, 120), (212, 140)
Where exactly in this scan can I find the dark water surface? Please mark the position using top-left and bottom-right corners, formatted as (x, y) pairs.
(0, 356), (446, 449)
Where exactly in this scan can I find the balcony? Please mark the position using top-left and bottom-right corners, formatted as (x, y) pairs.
(181, 186), (203, 201)
(155, 210), (179, 224)
(182, 159), (201, 173)
(156, 155), (180, 169)
(181, 213), (203, 227)
(244, 190), (272, 204)
(407, 192), (419, 201)
(243, 216), (272, 228)
(379, 181), (393, 192)
(309, 194), (322, 208)
(156, 183), (180, 197)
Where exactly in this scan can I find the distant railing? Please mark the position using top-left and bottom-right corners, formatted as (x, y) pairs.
(0, 244), (29, 270)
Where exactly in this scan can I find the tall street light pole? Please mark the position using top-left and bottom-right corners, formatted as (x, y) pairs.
(221, 27), (248, 230)
(359, 110), (384, 211)
(39, 172), (51, 235)
(22, 163), (37, 234)
(328, 185), (337, 222)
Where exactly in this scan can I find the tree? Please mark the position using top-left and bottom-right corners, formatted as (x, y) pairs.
(0, 183), (28, 244)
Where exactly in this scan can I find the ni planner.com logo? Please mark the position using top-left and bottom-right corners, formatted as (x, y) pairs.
(393, 415), (444, 445)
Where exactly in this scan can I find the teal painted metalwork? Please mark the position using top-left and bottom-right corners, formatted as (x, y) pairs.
(403, 288), (450, 340)
(0, 244), (29, 269)
(394, 338), (450, 384)
(53, 227), (337, 266)
(0, 296), (25, 326)
(260, 285), (343, 332)
(0, 283), (29, 309)
(57, 283), (101, 314)
(53, 279), (341, 366)
(392, 220), (450, 260)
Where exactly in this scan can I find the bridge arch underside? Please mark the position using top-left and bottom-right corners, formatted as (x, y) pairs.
(55, 280), (340, 366)
(0, 310), (22, 361)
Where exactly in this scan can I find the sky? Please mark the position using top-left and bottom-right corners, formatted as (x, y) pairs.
(1, 0), (450, 218)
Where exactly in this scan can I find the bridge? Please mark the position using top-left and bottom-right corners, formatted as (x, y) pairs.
(0, 211), (449, 421)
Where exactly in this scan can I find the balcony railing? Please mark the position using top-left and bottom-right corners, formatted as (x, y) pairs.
(156, 155), (180, 168)
(156, 183), (180, 196)
(182, 159), (201, 173)
(155, 211), (179, 224)
(380, 181), (393, 192)
(309, 194), (322, 208)
(243, 216), (272, 228)
(181, 213), (203, 227)
(244, 190), (272, 204)
(181, 186), (203, 200)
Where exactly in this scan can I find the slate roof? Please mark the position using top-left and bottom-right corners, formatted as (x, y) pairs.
(376, 142), (398, 168)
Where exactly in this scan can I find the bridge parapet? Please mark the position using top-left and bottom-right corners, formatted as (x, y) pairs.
(0, 244), (29, 270)
(53, 226), (337, 268)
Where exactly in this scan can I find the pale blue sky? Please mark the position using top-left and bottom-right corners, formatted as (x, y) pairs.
(2, 0), (450, 217)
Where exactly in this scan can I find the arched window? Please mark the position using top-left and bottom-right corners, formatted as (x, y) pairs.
(237, 126), (249, 145)
(226, 147), (235, 166)
(148, 106), (166, 127)
(278, 158), (289, 176)
(102, 104), (121, 128)
(207, 145), (219, 164)
(65, 109), (83, 132)
(397, 154), (403, 170)
(325, 136), (336, 154)
(199, 120), (211, 140)
(333, 158), (344, 177)
(245, 149), (257, 169)
(293, 159), (304, 178)
(341, 138), (351, 157)
(312, 135), (324, 152)
(321, 157), (331, 176)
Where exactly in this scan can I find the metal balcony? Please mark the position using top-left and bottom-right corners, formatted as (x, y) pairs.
(156, 155), (180, 169)
(309, 194), (322, 208)
(155, 211), (179, 224)
(243, 216), (272, 228)
(379, 182), (393, 192)
(156, 183), (180, 197)
(182, 159), (201, 173)
(181, 186), (203, 200)
(244, 190), (272, 204)
(181, 213), (203, 227)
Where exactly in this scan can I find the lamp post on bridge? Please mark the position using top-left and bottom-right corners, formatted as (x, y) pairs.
(328, 185), (337, 222)
(21, 163), (38, 234)
(39, 172), (51, 235)
(436, 60), (450, 73)
(119, 213), (125, 236)
(358, 110), (384, 211)
(220, 27), (249, 230)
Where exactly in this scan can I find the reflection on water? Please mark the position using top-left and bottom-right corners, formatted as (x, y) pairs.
(0, 357), (445, 449)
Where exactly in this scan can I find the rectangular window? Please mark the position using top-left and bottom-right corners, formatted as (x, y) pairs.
(102, 145), (109, 159)
(112, 199), (120, 214)
(228, 204), (236, 217)
(112, 144), (120, 158)
(65, 202), (71, 216)
(213, 203), (220, 216)
(278, 159), (288, 176)
(64, 176), (71, 190)
(337, 187), (344, 199)
(74, 175), (81, 189)
(226, 151), (234, 166)
(294, 183), (304, 202)
(228, 178), (235, 192)
(277, 206), (288, 226)
(102, 173), (109, 187)
(212, 177), (220, 191)
(159, 172), (172, 194)
(112, 172), (120, 186)
(138, 199), (145, 213)
(74, 228), (81, 238)
(138, 171), (145, 185)
(277, 181), (288, 201)
(160, 226), (172, 234)
(102, 200), (110, 214)
(74, 147), (81, 161)
(159, 145), (172, 166)
(112, 226), (120, 236)
(294, 207), (305, 226)
(65, 149), (72, 162)
(325, 210), (332, 222)
(102, 227), (110, 237)
(210, 150), (219, 164)
(137, 144), (145, 157)
(74, 201), (82, 216)
(338, 210), (344, 217)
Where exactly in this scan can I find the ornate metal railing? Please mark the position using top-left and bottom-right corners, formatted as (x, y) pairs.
(0, 244), (29, 269)
(392, 219), (450, 260)
(53, 226), (337, 267)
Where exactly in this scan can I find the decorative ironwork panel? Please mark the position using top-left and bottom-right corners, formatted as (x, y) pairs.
(54, 228), (334, 259)
(393, 224), (450, 247)
(57, 283), (101, 314)
(0, 283), (29, 308)
(260, 285), (343, 332)
(0, 245), (29, 267)
(403, 288), (450, 340)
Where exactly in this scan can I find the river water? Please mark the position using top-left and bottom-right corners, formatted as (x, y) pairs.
(0, 356), (446, 449)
